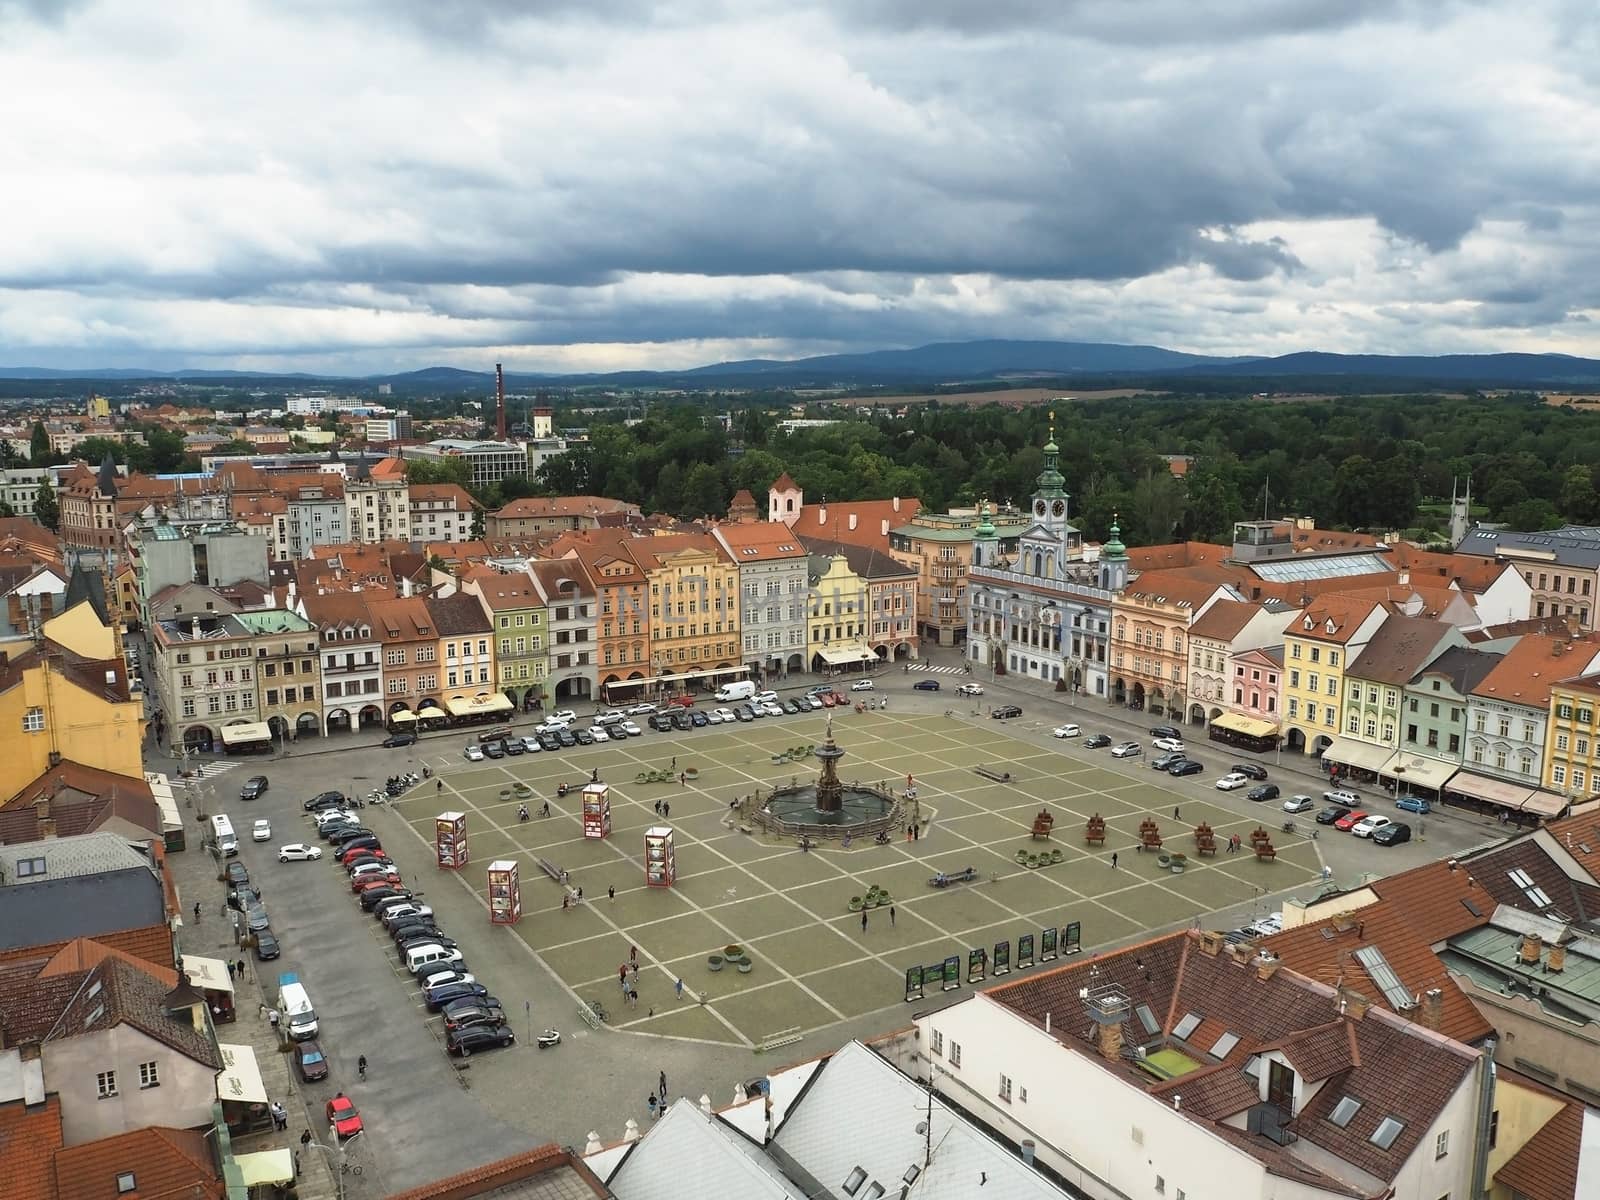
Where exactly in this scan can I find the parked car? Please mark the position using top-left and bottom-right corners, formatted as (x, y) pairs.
(819, 692), (840, 707)
(1152, 737), (1185, 753)
(1149, 725), (1182, 741)
(1169, 760), (1205, 777)
(303, 791), (347, 812)
(804, 695), (824, 710)
(648, 713), (674, 732)
(1396, 794), (1432, 815)
(503, 737), (525, 755)
(1231, 763), (1269, 781)
(446, 1024), (516, 1056)
(1111, 741), (1142, 758)
(1246, 784), (1282, 803)
(1152, 752), (1188, 772)
(418, 968), (475, 992)
(254, 929), (281, 961)
(914, 679), (941, 691)
(1316, 805), (1351, 826)
(758, 702), (781, 717)
(443, 999), (508, 1032)
(425, 981), (489, 1011)
(1052, 724), (1081, 738)
(358, 886), (411, 912)
(380, 904), (434, 929)
(225, 861), (250, 886)
(1333, 809), (1369, 831)
(326, 1094), (363, 1138)
(252, 819), (271, 842)
(550, 709), (577, 724)
(627, 702), (658, 715)
(712, 708), (736, 724)
(314, 808), (357, 828)
(319, 818), (361, 841)
(1373, 822), (1413, 846)
(1281, 794), (1315, 813)
(1350, 814), (1393, 839)
(850, 679), (875, 692)
(523, 735), (546, 751)
(1324, 788), (1362, 807)
(483, 740), (505, 758)
(463, 744), (485, 762)
(783, 699), (805, 714)
(1214, 773), (1249, 791)
(239, 775), (269, 801)
(350, 866), (401, 891)
(621, 720), (644, 736)
(1083, 733), (1112, 749)
(328, 826), (377, 846)
(992, 705), (1023, 719)
(538, 732), (563, 751)
(295, 1040), (330, 1083)
(245, 905), (271, 933)
(690, 710), (711, 726)
(733, 706), (755, 722)
(335, 840), (384, 864)
(381, 731), (417, 748)
(957, 683), (984, 697)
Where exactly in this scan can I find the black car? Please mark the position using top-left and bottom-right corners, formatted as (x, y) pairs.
(483, 740), (505, 758)
(557, 728), (579, 747)
(1149, 725), (1182, 741)
(537, 732), (563, 751)
(503, 738), (525, 755)
(1083, 733), (1112, 749)
(690, 711), (710, 727)
(397, 932), (456, 953)
(359, 886), (411, 911)
(913, 679), (941, 691)
(229, 885), (261, 913)
(1231, 763), (1269, 781)
(254, 929), (282, 961)
(649, 713), (674, 731)
(443, 1000), (507, 1032)
(382, 731), (417, 748)
(992, 705), (1023, 719)
(1315, 805), (1351, 826)
(425, 981), (489, 1011)
(1151, 752), (1188, 772)
(239, 775), (269, 801)
(320, 819), (362, 841)
(303, 790), (347, 812)
(1169, 760), (1205, 777)
(391, 921), (446, 944)
(670, 711), (693, 731)
(734, 706), (754, 722)
(225, 861), (250, 886)
(574, 727), (596, 745)
(1246, 784), (1281, 802)
(446, 1024), (515, 1056)
(328, 826), (376, 845)
(1372, 822), (1412, 846)
(779, 699), (800, 714)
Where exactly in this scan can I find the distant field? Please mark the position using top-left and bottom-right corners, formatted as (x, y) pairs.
(1543, 394), (1600, 408)
(832, 387), (1163, 408)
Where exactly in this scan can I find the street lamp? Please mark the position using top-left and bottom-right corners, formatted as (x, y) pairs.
(303, 1132), (360, 1200)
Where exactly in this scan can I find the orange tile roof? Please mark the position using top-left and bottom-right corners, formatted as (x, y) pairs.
(712, 522), (809, 559)
(1329, 582), (1469, 619)
(410, 483), (476, 507)
(471, 576), (543, 611)
(1120, 568), (1234, 610)
(1543, 804), (1600, 887)
(369, 456), (408, 479)
(1283, 525), (1384, 552)
(491, 495), (634, 520)
(1125, 541), (1231, 571)
(34, 937), (179, 988)
(54, 1126), (221, 1200)
(383, 1144), (608, 1200)
(1283, 596), (1384, 644)
(0, 1095), (63, 1200)
(770, 472), (798, 493)
(1186, 598), (1259, 642)
(789, 497), (921, 549)
(1491, 1072), (1584, 1200)
(1471, 633), (1598, 709)
(1367, 859), (1496, 945)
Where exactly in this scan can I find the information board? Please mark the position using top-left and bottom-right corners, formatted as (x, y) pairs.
(992, 939), (1011, 976)
(1040, 926), (1058, 961)
(1017, 933), (1035, 969)
(904, 966), (924, 1003)
(942, 955), (961, 991)
(967, 947), (986, 984)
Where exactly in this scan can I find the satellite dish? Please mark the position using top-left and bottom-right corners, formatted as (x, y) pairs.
(915, 1121), (929, 1135)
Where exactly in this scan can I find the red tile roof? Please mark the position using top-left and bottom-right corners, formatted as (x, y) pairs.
(1470, 633), (1600, 709)
(1185, 598), (1259, 642)
(1125, 541), (1232, 571)
(1491, 1072), (1584, 1200)
(383, 1143), (608, 1200)
(0, 1095), (63, 1200)
(53, 1126), (221, 1200)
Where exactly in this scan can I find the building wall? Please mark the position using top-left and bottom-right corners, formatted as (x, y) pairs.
(317, 633), (383, 732)
(44, 1023), (216, 1146)
(1227, 649), (1281, 722)
(733, 557), (811, 675)
(867, 576), (917, 659)
(484, 602), (547, 701)
(348, 479), (410, 543)
(1484, 1072), (1572, 1193)
(1110, 596), (1192, 719)
(1455, 976), (1600, 1101)
(593, 575), (647, 693)
(381, 637), (440, 712)
(1509, 560), (1600, 632)
(0, 659), (144, 800)
(1401, 674), (1471, 766)
(807, 556), (867, 665)
(1188, 633), (1233, 720)
(1464, 696), (1548, 786)
(1279, 610), (1386, 757)
(1544, 682), (1600, 797)
(440, 628), (495, 694)
(645, 553), (739, 680)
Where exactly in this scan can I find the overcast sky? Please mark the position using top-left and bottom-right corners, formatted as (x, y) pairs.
(2, 0), (1598, 374)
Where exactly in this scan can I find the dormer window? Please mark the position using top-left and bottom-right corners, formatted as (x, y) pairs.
(1303, 615), (1314, 630)
(1325, 619), (1336, 634)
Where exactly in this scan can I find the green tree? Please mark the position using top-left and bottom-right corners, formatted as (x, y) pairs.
(405, 457), (472, 489)
(1127, 470), (1185, 545)
(680, 462), (727, 518)
(29, 422), (50, 464)
(1503, 498), (1561, 531)
(0, 439), (21, 468)
(1559, 464), (1599, 524)
(0, 499), (14, 518)
(32, 479), (58, 531)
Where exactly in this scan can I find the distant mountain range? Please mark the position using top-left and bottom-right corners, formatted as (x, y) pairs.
(4, 339), (1600, 389)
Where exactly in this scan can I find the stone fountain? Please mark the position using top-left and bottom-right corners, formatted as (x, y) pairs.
(757, 715), (900, 840)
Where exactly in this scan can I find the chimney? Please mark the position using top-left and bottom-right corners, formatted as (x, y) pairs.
(34, 794), (55, 840)
(1257, 955), (1280, 982)
(1338, 985), (1371, 1020)
(495, 363), (507, 441)
(1419, 987), (1444, 1031)
(1518, 932), (1542, 964)
(1546, 943), (1567, 973)
(893, 496), (901, 512)
(1198, 930), (1224, 956)
(1096, 1020), (1123, 1062)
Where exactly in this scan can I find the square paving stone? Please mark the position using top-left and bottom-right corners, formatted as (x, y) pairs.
(630, 910), (734, 960)
(624, 1001), (740, 1044)
(701, 892), (809, 935)
(538, 932), (636, 986)
(802, 959), (904, 1015)
(713, 980), (840, 1042)
(669, 865), (745, 907)
(749, 923), (863, 975)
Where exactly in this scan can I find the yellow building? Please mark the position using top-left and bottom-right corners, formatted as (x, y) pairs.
(806, 551), (871, 673)
(0, 624), (145, 802)
(1279, 597), (1389, 759)
(628, 534), (740, 687)
(1543, 674), (1600, 799)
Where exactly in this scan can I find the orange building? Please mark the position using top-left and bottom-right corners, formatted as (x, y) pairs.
(1109, 570), (1240, 720)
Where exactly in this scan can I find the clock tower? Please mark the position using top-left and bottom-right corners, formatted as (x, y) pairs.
(1030, 412), (1071, 541)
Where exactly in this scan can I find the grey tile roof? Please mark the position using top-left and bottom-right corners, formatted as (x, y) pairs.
(1456, 525), (1600, 568)
(609, 1102), (807, 1200)
(772, 1041), (1072, 1200)
(0, 867), (166, 951)
(0, 832), (155, 884)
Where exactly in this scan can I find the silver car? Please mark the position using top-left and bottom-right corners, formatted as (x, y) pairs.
(1110, 741), (1143, 758)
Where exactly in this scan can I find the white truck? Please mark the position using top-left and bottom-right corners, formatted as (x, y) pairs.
(714, 680), (756, 703)
(276, 972), (318, 1041)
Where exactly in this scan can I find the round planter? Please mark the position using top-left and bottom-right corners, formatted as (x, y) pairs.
(1171, 863), (1186, 874)
(1157, 854), (1171, 868)
(1050, 849), (1064, 864)
(636, 773), (650, 784)
(1027, 856), (1041, 869)
(684, 768), (700, 782)
(513, 783), (533, 798)
(723, 944), (743, 959)
(1014, 850), (1029, 864)
(736, 959), (753, 974)
(499, 788), (512, 801)
(707, 955), (724, 972)
(1170, 853), (1187, 866)
(849, 897), (864, 912)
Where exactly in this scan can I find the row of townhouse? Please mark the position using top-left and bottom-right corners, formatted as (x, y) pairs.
(150, 527), (921, 750)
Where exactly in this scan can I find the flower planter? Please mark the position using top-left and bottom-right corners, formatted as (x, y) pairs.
(513, 783), (533, 798)
(684, 768), (700, 782)
(849, 897), (864, 912)
(736, 959), (753, 974)
(707, 955), (724, 972)
(1170, 863), (1186, 874)
(499, 788), (512, 801)
(1157, 854), (1171, 868)
(1027, 855), (1041, 869)
(1014, 850), (1029, 864)
(723, 944), (743, 959)
(636, 773), (650, 784)
(1050, 849), (1064, 864)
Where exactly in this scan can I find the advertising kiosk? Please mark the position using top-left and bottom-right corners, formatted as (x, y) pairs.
(435, 811), (468, 870)
(487, 859), (521, 924)
(581, 781), (612, 840)
(644, 825), (676, 888)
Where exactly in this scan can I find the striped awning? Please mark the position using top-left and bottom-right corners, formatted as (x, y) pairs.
(389, 709), (417, 724)
(1324, 735), (1393, 774)
(218, 721), (272, 747)
(1380, 753), (1458, 791)
(1446, 772), (1534, 808)
(445, 693), (514, 718)
(818, 643), (875, 666)
(1210, 712), (1278, 738)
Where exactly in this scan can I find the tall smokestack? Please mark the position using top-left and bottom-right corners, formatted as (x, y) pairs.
(495, 363), (507, 440)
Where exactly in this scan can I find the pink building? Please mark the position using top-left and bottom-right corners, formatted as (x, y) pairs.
(1229, 645), (1283, 723)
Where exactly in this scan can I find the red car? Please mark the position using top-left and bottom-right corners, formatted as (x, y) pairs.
(335, 843), (385, 865)
(1333, 810), (1369, 832)
(350, 869), (401, 892)
(666, 694), (695, 709)
(326, 1093), (363, 1139)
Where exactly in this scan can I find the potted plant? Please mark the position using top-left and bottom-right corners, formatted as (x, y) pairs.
(849, 896), (864, 912)
(736, 957), (753, 974)
(707, 954), (724, 972)
(684, 767), (700, 781)
(724, 944), (743, 959)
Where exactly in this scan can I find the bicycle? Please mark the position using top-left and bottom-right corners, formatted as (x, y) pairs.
(340, 1162), (363, 1176)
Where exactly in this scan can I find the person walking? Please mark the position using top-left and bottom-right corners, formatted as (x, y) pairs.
(674, 977), (684, 999)
(630, 944), (639, 967)
(236, 958), (245, 978)
(679, 772), (685, 787)
(192, 902), (201, 924)
(659, 1070), (667, 1101)
(620, 963), (628, 988)
(653, 799), (662, 816)
(608, 885), (616, 901)
(671, 755), (677, 769)
(646, 1093), (658, 1119)
(226, 960), (235, 980)
(301, 1128), (312, 1150)
(1111, 851), (1118, 869)
(1174, 806), (1180, 820)
(271, 1101), (288, 1131)
(662, 801), (670, 819)
(860, 910), (869, 933)
(889, 905), (896, 926)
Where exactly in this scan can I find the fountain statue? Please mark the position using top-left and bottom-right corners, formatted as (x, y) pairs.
(759, 713), (898, 839)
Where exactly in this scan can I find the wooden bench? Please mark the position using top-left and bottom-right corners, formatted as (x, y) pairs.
(535, 858), (566, 882)
(975, 766), (1014, 783)
(755, 1026), (803, 1054)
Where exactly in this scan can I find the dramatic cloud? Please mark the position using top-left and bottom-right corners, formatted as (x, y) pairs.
(1, 0), (1597, 372)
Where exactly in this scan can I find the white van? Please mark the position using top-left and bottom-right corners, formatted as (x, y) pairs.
(715, 680), (756, 703)
(276, 975), (318, 1040)
(211, 814), (238, 857)
(405, 943), (465, 975)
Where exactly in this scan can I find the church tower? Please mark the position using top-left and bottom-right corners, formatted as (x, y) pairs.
(1100, 514), (1130, 592)
(971, 499), (998, 568)
(769, 472), (803, 525)
(1029, 412), (1070, 541)
(1448, 475), (1473, 547)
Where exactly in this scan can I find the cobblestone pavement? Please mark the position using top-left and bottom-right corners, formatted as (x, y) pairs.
(152, 642), (1507, 1177)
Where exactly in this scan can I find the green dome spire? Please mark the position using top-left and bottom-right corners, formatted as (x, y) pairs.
(974, 499), (996, 539)
(1104, 513), (1127, 560)
(1033, 409), (1066, 498)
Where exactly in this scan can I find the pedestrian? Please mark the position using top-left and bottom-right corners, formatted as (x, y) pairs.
(576, 886), (584, 901)
(659, 1069), (667, 1100)
(1174, 806), (1180, 820)
(907, 825), (914, 842)
(663, 802), (670, 818)
(647, 1093), (658, 1119)
(620, 963), (628, 986)
(1111, 851), (1118, 869)
(913, 824), (920, 841)
(608, 885), (616, 901)
(592, 767), (600, 783)
(193, 902), (201, 923)
(226, 960), (235, 979)
(861, 910), (868, 932)
(268, 1007), (279, 1029)
(301, 1128), (312, 1149)
(259, 1002), (269, 1021)
(889, 905), (896, 926)
(437, 779), (443, 792)
(236, 958), (245, 978)
(630, 944), (639, 967)
(294, 1152), (301, 1179)
(271, 1100), (287, 1130)
(654, 799), (662, 816)
(671, 755), (677, 769)
(674, 977), (684, 999)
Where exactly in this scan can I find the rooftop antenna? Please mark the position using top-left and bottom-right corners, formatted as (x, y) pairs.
(495, 363), (507, 441)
